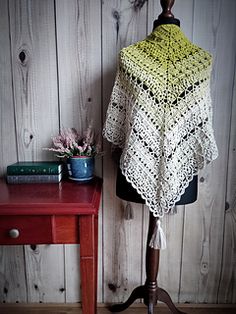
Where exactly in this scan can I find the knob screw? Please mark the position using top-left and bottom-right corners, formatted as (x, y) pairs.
(9, 229), (20, 238)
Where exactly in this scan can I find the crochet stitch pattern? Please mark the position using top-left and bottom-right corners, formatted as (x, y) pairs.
(103, 24), (218, 217)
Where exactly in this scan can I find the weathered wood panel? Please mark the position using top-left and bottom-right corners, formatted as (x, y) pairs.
(102, 0), (147, 303)
(179, 0), (236, 303)
(217, 64), (236, 303)
(9, 0), (59, 161)
(0, 246), (27, 302)
(7, 0), (64, 303)
(0, 0), (26, 304)
(56, 0), (102, 142)
(55, 0), (102, 302)
(64, 245), (80, 303)
(24, 245), (65, 302)
(0, 0), (18, 176)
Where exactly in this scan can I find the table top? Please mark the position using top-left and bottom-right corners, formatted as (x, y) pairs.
(0, 177), (102, 216)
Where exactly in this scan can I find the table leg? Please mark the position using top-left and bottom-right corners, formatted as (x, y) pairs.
(79, 214), (98, 314)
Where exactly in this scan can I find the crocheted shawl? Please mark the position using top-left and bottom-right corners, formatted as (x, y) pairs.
(103, 24), (218, 218)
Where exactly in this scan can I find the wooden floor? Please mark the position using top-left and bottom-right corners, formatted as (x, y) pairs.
(0, 304), (236, 314)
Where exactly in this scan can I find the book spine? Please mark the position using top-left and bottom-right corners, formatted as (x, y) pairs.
(7, 165), (62, 175)
(7, 174), (62, 184)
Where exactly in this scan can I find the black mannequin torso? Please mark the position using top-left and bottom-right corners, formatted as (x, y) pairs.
(153, 16), (180, 28)
(116, 169), (198, 205)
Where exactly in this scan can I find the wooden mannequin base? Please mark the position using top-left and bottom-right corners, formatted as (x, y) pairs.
(109, 283), (186, 314)
(109, 212), (186, 314)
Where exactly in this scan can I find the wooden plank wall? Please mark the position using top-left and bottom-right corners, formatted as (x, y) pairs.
(0, 0), (235, 304)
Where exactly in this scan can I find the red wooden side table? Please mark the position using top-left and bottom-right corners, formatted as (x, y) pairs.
(0, 177), (102, 314)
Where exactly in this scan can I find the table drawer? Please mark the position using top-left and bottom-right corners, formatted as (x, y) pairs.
(0, 216), (53, 245)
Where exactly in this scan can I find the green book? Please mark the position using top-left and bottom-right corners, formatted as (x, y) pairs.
(6, 173), (63, 184)
(7, 161), (63, 175)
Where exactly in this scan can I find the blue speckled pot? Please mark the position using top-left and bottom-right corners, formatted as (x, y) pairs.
(67, 156), (94, 182)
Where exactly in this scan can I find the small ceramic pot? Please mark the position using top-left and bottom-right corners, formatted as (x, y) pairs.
(67, 156), (94, 182)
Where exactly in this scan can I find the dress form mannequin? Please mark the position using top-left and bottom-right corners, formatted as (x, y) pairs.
(110, 1), (192, 314)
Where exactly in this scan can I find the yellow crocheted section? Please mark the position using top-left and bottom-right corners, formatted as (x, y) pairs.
(120, 24), (212, 100)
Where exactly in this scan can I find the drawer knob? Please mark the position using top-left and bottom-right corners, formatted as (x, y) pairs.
(9, 229), (20, 238)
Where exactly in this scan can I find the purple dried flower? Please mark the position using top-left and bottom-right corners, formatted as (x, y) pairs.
(43, 125), (101, 158)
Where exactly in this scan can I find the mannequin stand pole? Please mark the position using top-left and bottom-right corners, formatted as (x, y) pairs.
(109, 213), (186, 314)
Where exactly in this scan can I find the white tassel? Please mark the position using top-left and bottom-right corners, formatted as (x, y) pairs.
(149, 219), (167, 250)
(171, 205), (177, 214)
(124, 202), (134, 220)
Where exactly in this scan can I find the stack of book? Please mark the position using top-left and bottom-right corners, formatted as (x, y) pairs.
(6, 161), (63, 184)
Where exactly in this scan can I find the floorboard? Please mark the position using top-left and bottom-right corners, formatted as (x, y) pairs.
(0, 304), (235, 314)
